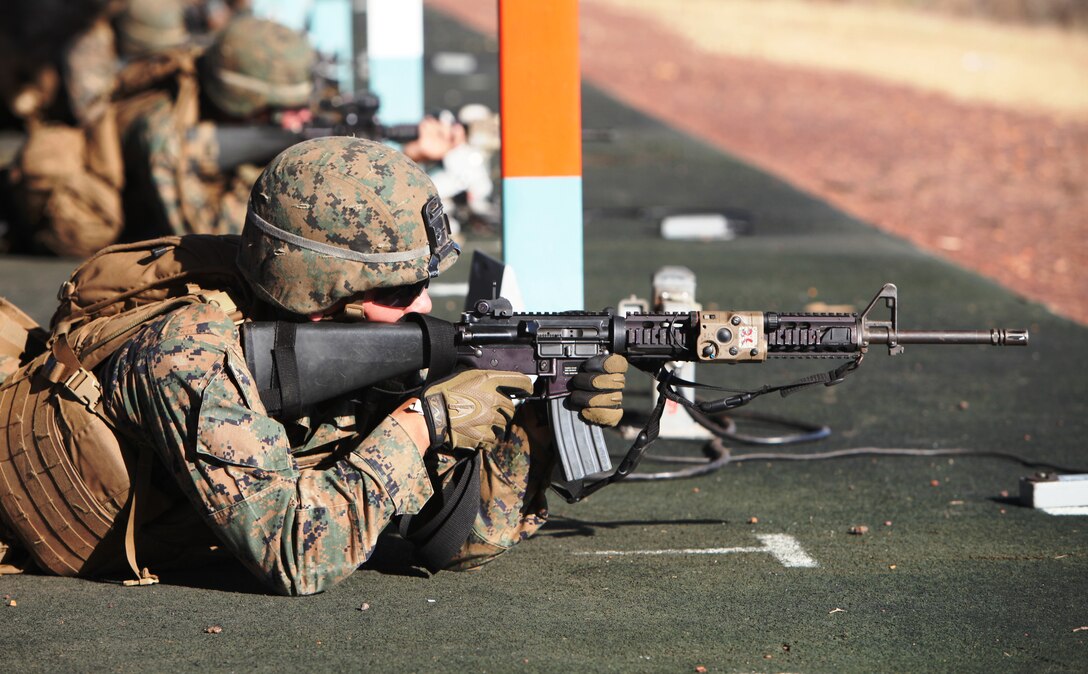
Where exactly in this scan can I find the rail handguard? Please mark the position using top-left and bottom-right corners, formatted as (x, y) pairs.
(241, 284), (1028, 501)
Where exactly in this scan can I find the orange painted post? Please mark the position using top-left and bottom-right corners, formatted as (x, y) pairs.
(499, 0), (584, 310)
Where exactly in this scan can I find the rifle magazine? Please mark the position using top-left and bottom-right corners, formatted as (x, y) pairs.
(548, 398), (612, 481)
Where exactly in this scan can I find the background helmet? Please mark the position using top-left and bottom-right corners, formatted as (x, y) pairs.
(201, 15), (314, 118)
(116, 0), (189, 58)
(238, 137), (460, 315)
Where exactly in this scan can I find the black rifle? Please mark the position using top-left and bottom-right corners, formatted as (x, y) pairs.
(241, 283), (1028, 502)
(212, 92), (419, 171)
(304, 91), (419, 144)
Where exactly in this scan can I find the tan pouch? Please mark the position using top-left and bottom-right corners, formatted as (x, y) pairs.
(10, 121), (124, 257)
(0, 346), (132, 576)
(51, 234), (247, 335)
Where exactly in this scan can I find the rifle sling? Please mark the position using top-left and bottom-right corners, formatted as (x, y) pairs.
(552, 355), (861, 503)
(652, 355), (864, 413)
(271, 322), (302, 419)
(550, 380), (670, 503)
(398, 451), (481, 572)
(409, 314), (457, 386)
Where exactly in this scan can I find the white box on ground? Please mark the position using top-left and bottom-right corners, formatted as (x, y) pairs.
(1020, 473), (1088, 509)
(661, 213), (737, 241)
(650, 266), (712, 440)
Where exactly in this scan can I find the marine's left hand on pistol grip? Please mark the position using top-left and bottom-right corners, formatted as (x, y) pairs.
(422, 369), (533, 450)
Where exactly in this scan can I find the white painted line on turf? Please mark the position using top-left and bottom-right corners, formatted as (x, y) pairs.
(575, 533), (819, 568)
(758, 534), (820, 568)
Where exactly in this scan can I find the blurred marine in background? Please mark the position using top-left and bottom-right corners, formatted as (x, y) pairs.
(1, 0), (475, 258)
(2, 0), (127, 257)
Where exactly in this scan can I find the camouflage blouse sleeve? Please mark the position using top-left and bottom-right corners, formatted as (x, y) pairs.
(130, 104), (247, 236)
(443, 403), (553, 571)
(126, 99), (188, 236)
(100, 302), (435, 595)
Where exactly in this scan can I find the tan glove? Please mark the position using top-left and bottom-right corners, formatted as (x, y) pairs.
(568, 353), (628, 427)
(422, 370), (533, 450)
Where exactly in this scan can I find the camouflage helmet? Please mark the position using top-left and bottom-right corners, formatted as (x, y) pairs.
(116, 0), (189, 58)
(238, 137), (460, 315)
(201, 15), (314, 118)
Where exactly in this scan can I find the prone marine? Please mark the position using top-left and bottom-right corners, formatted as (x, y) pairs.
(0, 136), (627, 595)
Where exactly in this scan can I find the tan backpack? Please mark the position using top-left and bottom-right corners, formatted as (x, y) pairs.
(0, 235), (249, 583)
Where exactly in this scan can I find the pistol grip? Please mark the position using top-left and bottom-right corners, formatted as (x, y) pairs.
(548, 398), (613, 481)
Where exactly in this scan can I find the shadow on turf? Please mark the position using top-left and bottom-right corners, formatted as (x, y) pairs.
(157, 534), (442, 592)
(138, 534), (435, 594)
(46, 519), (732, 595)
(539, 514), (729, 538)
(150, 558), (273, 595)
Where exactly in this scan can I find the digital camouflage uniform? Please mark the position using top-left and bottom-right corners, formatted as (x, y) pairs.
(96, 295), (547, 595)
(95, 138), (548, 595)
(123, 100), (257, 237)
(122, 16), (314, 239)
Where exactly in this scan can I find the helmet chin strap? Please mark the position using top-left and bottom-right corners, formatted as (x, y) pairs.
(421, 195), (461, 275)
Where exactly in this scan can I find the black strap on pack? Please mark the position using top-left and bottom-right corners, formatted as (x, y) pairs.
(271, 322), (302, 419)
(398, 451), (481, 572)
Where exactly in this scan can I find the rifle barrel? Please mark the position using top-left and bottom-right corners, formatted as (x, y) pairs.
(866, 328), (1029, 346)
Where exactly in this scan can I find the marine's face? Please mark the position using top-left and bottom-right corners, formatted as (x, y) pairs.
(306, 285), (433, 323)
(274, 107), (312, 133)
(359, 286), (433, 323)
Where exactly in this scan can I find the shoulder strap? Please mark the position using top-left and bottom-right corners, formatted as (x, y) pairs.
(44, 334), (159, 586)
(398, 452), (481, 573)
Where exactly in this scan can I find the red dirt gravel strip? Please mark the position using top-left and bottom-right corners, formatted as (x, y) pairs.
(426, 0), (1088, 325)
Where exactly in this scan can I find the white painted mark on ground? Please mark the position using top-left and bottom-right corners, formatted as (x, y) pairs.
(575, 533), (818, 568)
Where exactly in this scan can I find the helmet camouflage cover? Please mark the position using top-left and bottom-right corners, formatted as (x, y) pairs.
(238, 137), (460, 315)
(202, 15), (314, 118)
(116, 0), (189, 58)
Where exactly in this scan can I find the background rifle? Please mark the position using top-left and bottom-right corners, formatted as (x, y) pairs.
(241, 283), (1028, 502)
(302, 91), (420, 144)
(212, 91), (419, 171)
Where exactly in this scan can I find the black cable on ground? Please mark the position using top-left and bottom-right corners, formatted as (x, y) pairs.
(687, 406), (831, 445)
(616, 407), (1086, 481)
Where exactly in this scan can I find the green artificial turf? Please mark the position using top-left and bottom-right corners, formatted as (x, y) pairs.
(0, 9), (1084, 673)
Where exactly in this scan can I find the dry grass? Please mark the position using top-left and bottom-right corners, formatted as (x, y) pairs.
(588, 0), (1088, 118)
(822, 0), (1088, 30)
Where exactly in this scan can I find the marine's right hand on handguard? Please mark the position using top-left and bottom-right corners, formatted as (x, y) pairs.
(421, 370), (533, 451)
